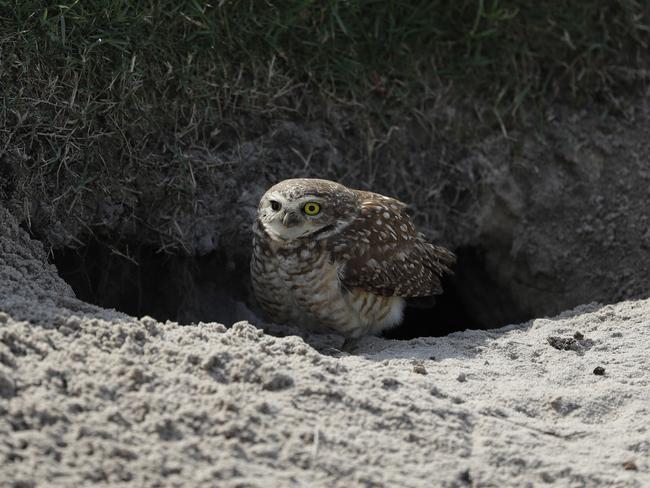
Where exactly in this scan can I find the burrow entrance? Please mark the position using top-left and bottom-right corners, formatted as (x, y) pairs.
(52, 239), (535, 339)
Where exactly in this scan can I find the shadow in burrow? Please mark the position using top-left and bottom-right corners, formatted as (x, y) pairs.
(49, 238), (542, 357)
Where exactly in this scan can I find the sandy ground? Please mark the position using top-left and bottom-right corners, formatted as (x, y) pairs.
(1, 206), (649, 487)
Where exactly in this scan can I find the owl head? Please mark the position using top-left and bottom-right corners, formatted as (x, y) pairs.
(257, 178), (360, 242)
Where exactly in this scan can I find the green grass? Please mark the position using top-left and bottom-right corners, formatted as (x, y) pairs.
(1, 0), (649, 249)
(4, 1), (649, 115)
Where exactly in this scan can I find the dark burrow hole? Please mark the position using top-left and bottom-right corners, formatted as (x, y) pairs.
(51, 239), (535, 339)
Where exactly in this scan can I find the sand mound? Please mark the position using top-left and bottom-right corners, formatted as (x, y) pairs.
(1, 207), (648, 487)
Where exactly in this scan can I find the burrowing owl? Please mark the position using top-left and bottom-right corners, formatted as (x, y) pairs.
(251, 178), (455, 340)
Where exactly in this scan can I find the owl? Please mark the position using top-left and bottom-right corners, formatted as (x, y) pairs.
(250, 178), (455, 343)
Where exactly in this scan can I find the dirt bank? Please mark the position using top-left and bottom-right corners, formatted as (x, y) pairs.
(6, 100), (649, 332)
(1, 206), (649, 487)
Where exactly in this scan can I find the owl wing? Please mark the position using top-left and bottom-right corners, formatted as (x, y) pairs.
(330, 191), (455, 297)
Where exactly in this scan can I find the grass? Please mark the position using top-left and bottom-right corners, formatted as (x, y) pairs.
(1, 0), (650, 252)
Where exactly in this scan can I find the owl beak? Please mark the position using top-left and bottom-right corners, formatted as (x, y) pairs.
(282, 211), (301, 228)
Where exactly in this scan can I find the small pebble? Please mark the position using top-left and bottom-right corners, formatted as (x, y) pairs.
(547, 336), (579, 351)
(622, 461), (638, 471)
(457, 373), (467, 383)
(412, 364), (427, 375)
(593, 366), (606, 376)
(573, 331), (584, 340)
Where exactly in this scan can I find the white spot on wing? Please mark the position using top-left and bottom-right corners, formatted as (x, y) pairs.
(367, 258), (379, 268)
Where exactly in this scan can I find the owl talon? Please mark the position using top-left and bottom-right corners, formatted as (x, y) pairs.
(341, 337), (360, 353)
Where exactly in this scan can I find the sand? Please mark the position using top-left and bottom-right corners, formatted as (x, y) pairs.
(1, 206), (649, 487)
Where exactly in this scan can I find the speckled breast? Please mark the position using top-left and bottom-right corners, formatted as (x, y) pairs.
(251, 230), (346, 331)
(251, 225), (404, 338)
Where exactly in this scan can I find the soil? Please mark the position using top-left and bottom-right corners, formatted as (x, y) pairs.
(1, 206), (650, 487)
(3, 100), (650, 331)
(2, 89), (650, 486)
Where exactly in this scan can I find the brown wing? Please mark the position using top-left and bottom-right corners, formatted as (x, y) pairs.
(329, 191), (455, 297)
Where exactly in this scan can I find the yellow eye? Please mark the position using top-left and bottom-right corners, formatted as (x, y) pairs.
(303, 202), (321, 216)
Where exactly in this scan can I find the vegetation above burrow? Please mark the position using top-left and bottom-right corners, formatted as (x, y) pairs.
(1, 0), (649, 252)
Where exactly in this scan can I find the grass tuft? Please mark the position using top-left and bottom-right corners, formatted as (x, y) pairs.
(1, 0), (649, 250)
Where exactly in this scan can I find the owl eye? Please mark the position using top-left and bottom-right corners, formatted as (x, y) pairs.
(270, 200), (281, 211)
(303, 202), (321, 216)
